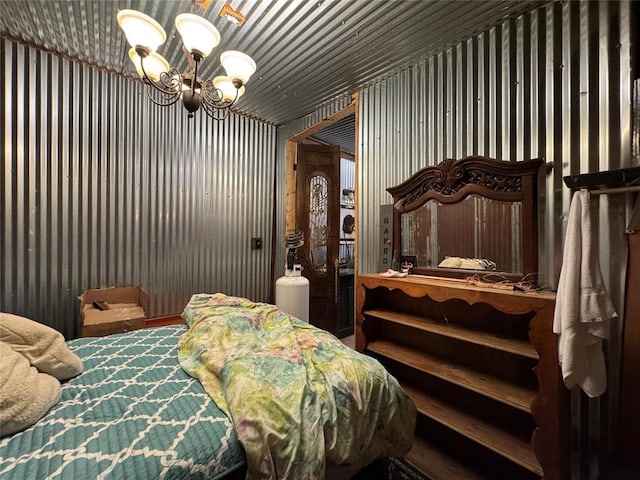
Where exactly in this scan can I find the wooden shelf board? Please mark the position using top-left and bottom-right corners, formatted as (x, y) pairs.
(403, 383), (542, 476)
(358, 274), (556, 303)
(364, 308), (538, 359)
(405, 435), (488, 480)
(367, 339), (535, 413)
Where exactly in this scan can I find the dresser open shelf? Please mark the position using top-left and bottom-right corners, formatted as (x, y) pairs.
(356, 274), (569, 480)
(364, 308), (539, 359)
(368, 339), (536, 412)
(401, 382), (541, 475)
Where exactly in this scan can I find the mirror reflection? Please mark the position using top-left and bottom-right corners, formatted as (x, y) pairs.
(400, 194), (523, 274)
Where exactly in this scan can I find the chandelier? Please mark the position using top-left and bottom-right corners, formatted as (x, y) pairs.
(117, 5), (256, 120)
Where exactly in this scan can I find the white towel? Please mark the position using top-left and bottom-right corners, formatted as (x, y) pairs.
(553, 190), (618, 398)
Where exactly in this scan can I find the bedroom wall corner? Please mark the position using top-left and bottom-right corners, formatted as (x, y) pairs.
(1, 38), (277, 340)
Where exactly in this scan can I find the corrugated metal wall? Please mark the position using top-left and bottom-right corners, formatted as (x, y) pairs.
(356, 2), (633, 479)
(277, 1), (635, 478)
(358, 1), (633, 290)
(340, 157), (355, 194)
(1, 38), (276, 339)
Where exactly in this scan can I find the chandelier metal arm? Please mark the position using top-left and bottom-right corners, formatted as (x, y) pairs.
(201, 98), (231, 120)
(135, 52), (182, 107)
(143, 82), (182, 107)
(198, 79), (240, 120)
(142, 74), (182, 107)
(138, 52), (183, 101)
(202, 80), (237, 108)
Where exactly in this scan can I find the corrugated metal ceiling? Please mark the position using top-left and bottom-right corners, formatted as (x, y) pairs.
(311, 114), (356, 155)
(0, 0), (548, 125)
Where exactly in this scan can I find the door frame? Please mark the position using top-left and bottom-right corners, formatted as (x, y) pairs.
(285, 96), (359, 274)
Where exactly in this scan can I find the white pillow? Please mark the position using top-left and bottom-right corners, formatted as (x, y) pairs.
(0, 313), (82, 380)
(0, 341), (61, 437)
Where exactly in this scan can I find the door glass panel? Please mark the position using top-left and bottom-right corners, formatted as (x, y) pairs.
(309, 175), (328, 274)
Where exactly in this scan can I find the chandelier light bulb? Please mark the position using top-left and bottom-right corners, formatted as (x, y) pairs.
(213, 76), (245, 102)
(128, 48), (170, 82)
(175, 13), (221, 59)
(220, 51), (256, 86)
(117, 9), (167, 53)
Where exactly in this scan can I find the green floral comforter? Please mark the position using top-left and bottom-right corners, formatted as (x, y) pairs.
(178, 293), (416, 480)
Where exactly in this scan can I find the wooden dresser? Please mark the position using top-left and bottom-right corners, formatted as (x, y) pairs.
(356, 274), (569, 480)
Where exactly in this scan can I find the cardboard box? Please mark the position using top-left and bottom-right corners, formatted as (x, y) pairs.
(80, 286), (149, 337)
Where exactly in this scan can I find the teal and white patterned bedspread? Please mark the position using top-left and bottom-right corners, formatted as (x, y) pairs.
(0, 325), (246, 480)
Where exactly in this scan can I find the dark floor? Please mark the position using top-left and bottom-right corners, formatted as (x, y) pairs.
(352, 458), (388, 480)
(341, 334), (355, 349)
(351, 458), (428, 480)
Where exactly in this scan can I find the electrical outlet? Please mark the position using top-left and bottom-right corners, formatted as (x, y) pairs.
(251, 237), (262, 250)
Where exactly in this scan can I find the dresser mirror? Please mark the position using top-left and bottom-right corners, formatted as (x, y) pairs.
(388, 157), (543, 281)
(400, 194), (524, 273)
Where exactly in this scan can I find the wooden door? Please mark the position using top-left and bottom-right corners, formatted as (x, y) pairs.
(295, 144), (341, 334)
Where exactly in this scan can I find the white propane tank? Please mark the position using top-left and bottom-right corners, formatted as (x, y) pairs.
(275, 264), (310, 323)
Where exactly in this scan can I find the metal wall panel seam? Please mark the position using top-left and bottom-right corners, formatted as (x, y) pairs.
(530, 9), (541, 161)
(427, 56), (436, 165)
(417, 61), (425, 166)
(488, 26), (498, 159)
(579, 1), (591, 177)
(36, 50), (49, 321)
(619, 0), (632, 172)
(79, 66), (88, 294)
(446, 46), (455, 158)
(516, 14), (529, 162)
(503, 18), (517, 161)
(546, 2), (563, 292)
(49, 52), (61, 321)
(561, 0), (575, 220)
(466, 38), (477, 156)
(436, 53), (444, 163)
(456, 42), (465, 157)
(27, 45), (38, 315)
(1, 40), (11, 310)
(477, 32), (487, 155)
(14, 43), (26, 312)
(69, 62), (80, 316)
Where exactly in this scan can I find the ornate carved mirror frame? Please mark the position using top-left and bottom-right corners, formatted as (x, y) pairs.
(387, 156), (544, 281)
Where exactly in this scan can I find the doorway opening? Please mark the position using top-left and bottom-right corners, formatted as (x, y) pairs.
(285, 101), (357, 339)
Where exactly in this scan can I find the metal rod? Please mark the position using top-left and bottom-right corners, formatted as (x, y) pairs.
(192, 57), (198, 96)
(582, 185), (640, 233)
(588, 186), (640, 195)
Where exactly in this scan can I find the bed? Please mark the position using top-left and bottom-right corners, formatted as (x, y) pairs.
(0, 325), (247, 480)
(1, 293), (416, 480)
